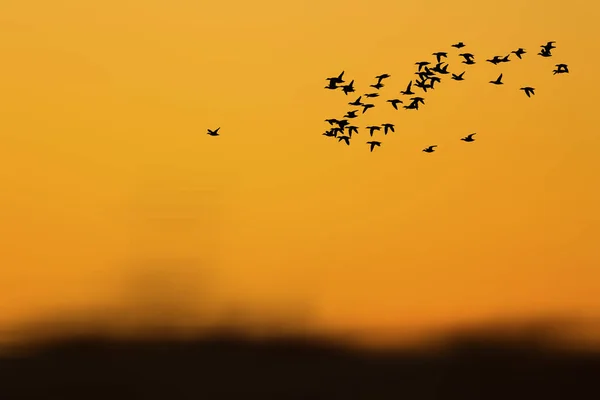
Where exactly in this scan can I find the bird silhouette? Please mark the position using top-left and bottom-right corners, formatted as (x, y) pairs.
(344, 110), (359, 118)
(348, 96), (363, 106)
(337, 135), (351, 145)
(553, 64), (569, 74)
(500, 54), (510, 63)
(451, 71), (465, 81)
(323, 130), (336, 137)
(370, 82), (385, 90)
(362, 104), (375, 114)
(541, 41), (556, 53)
(381, 123), (395, 135)
(401, 81), (415, 95)
(207, 127), (220, 136)
(489, 74), (503, 85)
(512, 48), (526, 59)
(324, 81), (338, 90)
(326, 71), (345, 85)
(461, 133), (476, 142)
(347, 126), (359, 136)
(520, 87), (535, 97)
(423, 145), (437, 153)
(342, 80), (355, 95)
(366, 141), (381, 152)
(452, 42), (466, 49)
(415, 61), (430, 71)
(364, 93), (379, 98)
(337, 119), (349, 129)
(325, 118), (339, 125)
(387, 99), (403, 110)
(375, 74), (391, 81)
(538, 48), (552, 57)
(459, 53), (476, 64)
(433, 52), (448, 63)
(366, 126), (381, 136)
(486, 56), (502, 65)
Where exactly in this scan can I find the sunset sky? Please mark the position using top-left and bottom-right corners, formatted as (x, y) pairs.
(1, 0), (599, 345)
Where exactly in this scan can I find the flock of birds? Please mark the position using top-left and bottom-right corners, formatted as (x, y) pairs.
(319, 41), (569, 153)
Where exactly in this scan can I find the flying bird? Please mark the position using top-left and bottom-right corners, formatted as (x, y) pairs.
(366, 141), (381, 152)
(422, 145), (437, 153)
(486, 56), (502, 65)
(541, 41), (556, 52)
(381, 123), (395, 135)
(364, 93), (379, 98)
(325, 118), (339, 125)
(432, 52), (448, 63)
(344, 110), (359, 118)
(207, 127), (220, 136)
(323, 130), (336, 137)
(370, 82), (385, 90)
(375, 73), (391, 81)
(451, 71), (465, 81)
(348, 96), (363, 106)
(500, 54), (510, 63)
(452, 42), (466, 49)
(324, 81), (338, 90)
(387, 99), (403, 109)
(362, 103), (375, 114)
(520, 87), (535, 97)
(553, 63), (569, 74)
(366, 126), (381, 136)
(415, 61), (430, 71)
(400, 81), (414, 95)
(461, 133), (476, 142)
(347, 126), (359, 136)
(512, 48), (526, 59)
(538, 49), (552, 57)
(459, 53), (475, 64)
(489, 74), (503, 85)
(326, 71), (345, 85)
(337, 135), (351, 145)
(342, 80), (355, 95)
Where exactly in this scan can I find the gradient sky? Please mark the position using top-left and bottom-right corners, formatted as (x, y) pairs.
(1, 0), (599, 344)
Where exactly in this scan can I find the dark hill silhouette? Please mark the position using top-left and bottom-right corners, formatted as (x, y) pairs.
(1, 324), (599, 399)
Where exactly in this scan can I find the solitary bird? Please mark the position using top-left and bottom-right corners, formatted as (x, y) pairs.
(387, 99), (403, 110)
(554, 63), (569, 74)
(337, 135), (351, 145)
(520, 87), (535, 97)
(451, 71), (465, 81)
(461, 133), (476, 142)
(432, 52), (448, 63)
(344, 110), (359, 118)
(207, 127), (220, 136)
(400, 81), (414, 95)
(326, 71), (345, 85)
(362, 103), (375, 114)
(452, 42), (466, 49)
(342, 80), (355, 95)
(348, 96), (363, 106)
(381, 123), (395, 135)
(366, 141), (381, 152)
(489, 74), (504, 85)
(422, 145), (437, 153)
(366, 126), (381, 136)
(364, 93), (379, 98)
(512, 48), (526, 59)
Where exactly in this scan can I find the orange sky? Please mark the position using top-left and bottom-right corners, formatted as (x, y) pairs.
(1, 0), (599, 345)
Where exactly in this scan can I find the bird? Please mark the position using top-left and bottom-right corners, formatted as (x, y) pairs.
(325, 118), (339, 125)
(486, 56), (502, 65)
(375, 73), (391, 81)
(336, 119), (349, 129)
(326, 71), (345, 85)
(520, 87), (535, 97)
(381, 123), (395, 135)
(366, 126), (381, 136)
(452, 42), (466, 49)
(415, 61), (430, 71)
(489, 74), (503, 85)
(512, 48), (526, 59)
(324, 81), (338, 90)
(423, 145), (437, 153)
(370, 82), (385, 90)
(366, 141), (381, 152)
(404, 102), (418, 110)
(348, 96), (363, 106)
(410, 97), (425, 105)
(459, 53), (476, 64)
(451, 71), (465, 81)
(387, 99), (403, 110)
(344, 110), (359, 118)
(347, 126), (359, 136)
(553, 64), (569, 74)
(207, 127), (220, 136)
(337, 135), (351, 145)
(432, 52), (448, 63)
(400, 81), (415, 95)
(463, 58), (476, 65)
(500, 54), (510, 63)
(323, 130), (336, 137)
(541, 41), (556, 53)
(362, 103), (375, 114)
(364, 93), (379, 98)
(461, 133), (476, 142)
(342, 80), (355, 95)
(538, 49), (552, 57)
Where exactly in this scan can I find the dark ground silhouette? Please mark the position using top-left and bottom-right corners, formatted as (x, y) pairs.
(1, 324), (599, 400)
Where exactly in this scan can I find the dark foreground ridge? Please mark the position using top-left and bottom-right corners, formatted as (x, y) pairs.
(1, 329), (599, 400)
